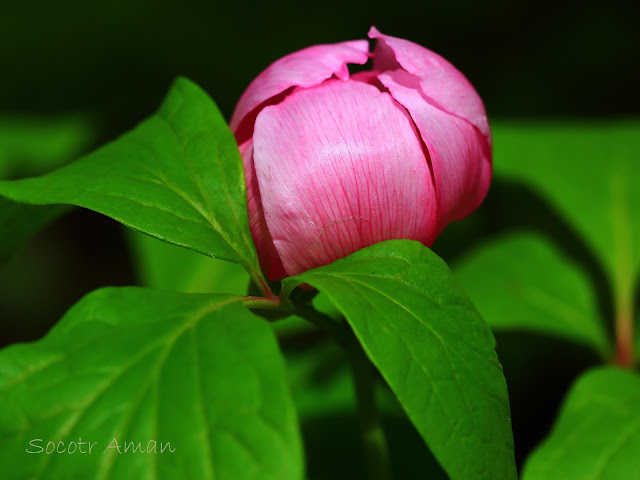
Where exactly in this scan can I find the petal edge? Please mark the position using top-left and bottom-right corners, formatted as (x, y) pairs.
(369, 27), (491, 145)
(231, 40), (370, 144)
(378, 69), (491, 228)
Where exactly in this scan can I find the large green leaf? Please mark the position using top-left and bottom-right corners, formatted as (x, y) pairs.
(522, 367), (640, 480)
(282, 240), (517, 480)
(0, 78), (263, 282)
(0, 288), (303, 480)
(493, 121), (640, 320)
(454, 232), (610, 356)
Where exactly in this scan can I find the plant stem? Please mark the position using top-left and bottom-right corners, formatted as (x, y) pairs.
(241, 295), (281, 310)
(248, 268), (275, 298)
(614, 290), (634, 368)
(612, 169), (635, 368)
(294, 305), (393, 479)
(345, 340), (393, 480)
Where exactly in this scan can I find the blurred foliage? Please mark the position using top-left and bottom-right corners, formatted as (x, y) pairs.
(128, 230), (249, 295)
(455, 231), (610, 356)
(491, 121), (640, 299)
(0, 114), (94, 179)
(522, 367), (640, 479)
(286, 341), (447, 479)
(0, 114), (100, 344)
(453, 121), (640, 362)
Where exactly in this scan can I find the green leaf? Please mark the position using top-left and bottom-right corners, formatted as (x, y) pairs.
(282, 240), (517, 480)
(522, 367), (640, 480)
(493, 121), (640, 321)
(128, 230), (250, 294)
(0, 288), (303, 480)
(454, 232), (611, 356)
(0, 77), (263, 282)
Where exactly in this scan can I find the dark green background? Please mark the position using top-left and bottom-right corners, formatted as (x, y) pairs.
(3, 0), (639, 130)
(1, 0), (638, 475)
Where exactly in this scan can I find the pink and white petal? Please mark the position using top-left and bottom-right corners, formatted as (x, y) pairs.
(238, 139), (286, 280)
(378, 70), (491, 229)
(369, 27), (491, 144)
(252, 79), (438, 276)
(231, 40), (370, 143)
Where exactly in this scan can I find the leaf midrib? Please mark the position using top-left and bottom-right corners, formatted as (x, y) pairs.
(121, 135), (254, 267)
(161, 81), (257, 273)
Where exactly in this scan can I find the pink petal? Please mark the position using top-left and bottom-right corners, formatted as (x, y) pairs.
(252, 79), (438, 276)
(231, 40), (370, 144)
(238, 139), (286, 280)
(377, 69), (491, 228)
(369, 27), (491, 145)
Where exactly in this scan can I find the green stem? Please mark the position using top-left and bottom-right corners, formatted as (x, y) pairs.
(241, 295), (281, 310)
(247, 267), (275, 298)
(296, 305), (393, 480)
(345, 342), (393, 480)
(614, 289), (634, 368)
(294, 305), (393, 480)
(611, 169), (635, 368)
(294, 305), (349, 344)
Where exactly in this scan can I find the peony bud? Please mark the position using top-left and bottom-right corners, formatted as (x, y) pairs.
(232, 27), (492, 280)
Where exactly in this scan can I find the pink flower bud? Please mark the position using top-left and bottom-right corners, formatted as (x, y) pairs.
(232, 27), (492, 280)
